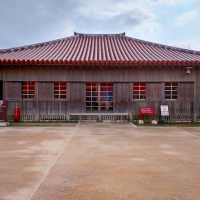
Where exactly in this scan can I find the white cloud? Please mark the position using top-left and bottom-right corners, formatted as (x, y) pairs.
(176, 10), (199, 26)
(0, 0), (199, 51)
(75, 0), (160, 36)
(155, 0), (185, 5)
(76, 0), (154, 20)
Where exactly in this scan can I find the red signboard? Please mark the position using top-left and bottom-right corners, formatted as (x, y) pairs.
(139, 107), (155, 119)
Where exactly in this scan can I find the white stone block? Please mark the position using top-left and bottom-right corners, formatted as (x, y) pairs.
(152, 120), (158, 125)
(138, 120), (144, 125)
(0, 122), (9, 127)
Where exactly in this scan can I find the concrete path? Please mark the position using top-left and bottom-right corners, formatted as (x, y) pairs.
(0, 123), (200, 200)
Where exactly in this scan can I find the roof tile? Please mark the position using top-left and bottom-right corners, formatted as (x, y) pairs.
(0, 32), (200, 66)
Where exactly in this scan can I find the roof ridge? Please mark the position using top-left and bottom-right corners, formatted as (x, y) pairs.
(126, 36), (200, 56)
(74, 32), (126, 37)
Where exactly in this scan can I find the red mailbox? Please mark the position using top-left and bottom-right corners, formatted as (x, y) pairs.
(14, 105), (21, 122)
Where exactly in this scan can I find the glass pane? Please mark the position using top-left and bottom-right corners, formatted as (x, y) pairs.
(54, 82), (67, 99)
(22, 81), (35, 99)
(86, 82), (113, 112)
(165, 82), (178, 100)
(133, 82), (146, 100)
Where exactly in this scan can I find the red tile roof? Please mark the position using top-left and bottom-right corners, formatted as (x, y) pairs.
(0, 32), (200, 66)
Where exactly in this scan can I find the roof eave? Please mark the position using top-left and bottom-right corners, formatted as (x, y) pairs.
(0, 59), (200, 67)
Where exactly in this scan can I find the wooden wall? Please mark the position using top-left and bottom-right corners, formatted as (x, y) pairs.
(178, 83), (194, 101)
(0, 65), (195, 82)
(1, 65), (199, 121)
(113, 83), (131, 112)
(195, 67), (200, 120)
(69, 82), (85, 112)
(38, 82), (54, 100)
(4, 81), (21, 100)
(146, 83), (163, 102)
(4, 81), (194, 116)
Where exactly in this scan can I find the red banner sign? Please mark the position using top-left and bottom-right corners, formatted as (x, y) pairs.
(139, 107), (155, 118)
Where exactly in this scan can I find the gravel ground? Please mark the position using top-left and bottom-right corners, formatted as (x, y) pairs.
(0, 123), (200, 200)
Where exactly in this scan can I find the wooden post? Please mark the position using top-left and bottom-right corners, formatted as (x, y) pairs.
(193, 83), (197, 122)
(35, 82), (40, 121)
(193, 66), (198, 122)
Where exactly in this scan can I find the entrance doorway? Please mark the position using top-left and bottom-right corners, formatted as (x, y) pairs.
(0, 81), (3, 100)
(86, 82), (113, 112)
(0, 81), (6, 122)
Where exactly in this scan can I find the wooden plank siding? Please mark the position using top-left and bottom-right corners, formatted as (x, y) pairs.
(146, 83), (163, 117)
(113, 83), (130, 112)
(0, 65), (199, 122)
(0, 66), (195, 82)
(4, 81), (21, 100)
(69, 82), (85, 113)
(178, 83), (194, 102)
(165, 83), (194, 121)
(195, 68), (200, 121)
(38, 82), (54, 100)
(146, 83), (162, 102)
(4, 81), (196, 122)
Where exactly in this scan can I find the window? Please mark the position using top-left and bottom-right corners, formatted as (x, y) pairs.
(165, 82), (178, 100)
(54, 82), (67, 99)
(86, 82), (113, 112)
(22, 81), (35, 99)
(133, 82), (146, 100)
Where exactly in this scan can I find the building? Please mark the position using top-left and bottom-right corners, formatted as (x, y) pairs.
(0, 32), (200, 122)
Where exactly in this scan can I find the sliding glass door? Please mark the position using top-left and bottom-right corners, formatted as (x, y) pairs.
(86, 82), (113, 112)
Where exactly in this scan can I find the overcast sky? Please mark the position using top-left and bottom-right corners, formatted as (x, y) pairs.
(0, 0), (199, 50)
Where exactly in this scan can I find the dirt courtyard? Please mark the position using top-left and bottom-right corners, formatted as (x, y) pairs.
(0, 123), (200, 200)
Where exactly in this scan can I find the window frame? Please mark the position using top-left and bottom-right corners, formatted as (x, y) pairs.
(86, 82), (113, 112)
(133, 82), (146, 101)
(22, 81), (36, 100)
(54, 81), (67, 100)
(164, 82), (178, 101)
